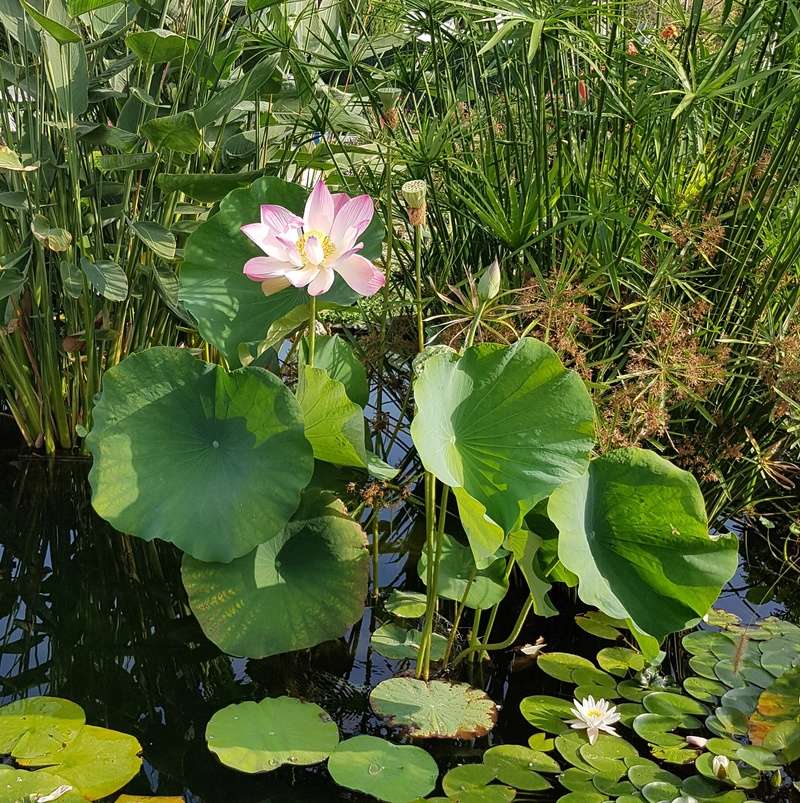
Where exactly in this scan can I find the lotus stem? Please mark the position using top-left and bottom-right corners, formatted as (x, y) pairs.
(480, 556), (516, 648)
(416, 471), (437, 679)
(413, 223), (424, 353)
(442, 569), (476, 665)
(308, 296), (317, 367)
(453, 595), (534, 667)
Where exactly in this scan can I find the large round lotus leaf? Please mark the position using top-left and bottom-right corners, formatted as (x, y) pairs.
(18, 724), (142, 800)
(327, 735), (437, 803)
(369, 678), (498, 738)
(418, 533), (508, 609)
(299, 333), (369, 408)
(180, 176), (383, 364)
(550, 447), (739, 640)
(183, 492), (369, 657)
(88, 347), (312, 563)
(411, 338), (595, 536)
(0, 696), (85, 759)
(370, 623), (447, 661)
(0, 767), (85, 803)
(519, 695), (573, 734)
(205, 697), (338, 772)
(483, 745), (557, 788)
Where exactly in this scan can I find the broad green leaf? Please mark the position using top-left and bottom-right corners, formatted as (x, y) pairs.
(96, 153), (157, 173)
(18, 725), (142, 799)
(506, 529), (557, 616)
(453, 486), (506, 568)
(328, 735), (437, 803)
(0, 697), (84, 759)
(484, 744), (559, 787)
(643, 691), (708, 718)
(80, 257), (127, 301)
(384, 589), (426, 618)
(42, 0), (87, 115)
(442, 764), (496, 794)
(205, 697), (338, 772)
(20, 0), (80, 42)
(179, 176), (380, 364)
(417, 533), (508, 609)
(550, 447), (739, 640)
(519, 695), (573, 734)
(0, 768), (84, 803)
(140, 112), (201, 154)
(182, 492), (369, 657)
(156, 171), (265, 202)
(126, 28), (197, 63)
(0, 0), (39, 49)
(87, 347), (312, 562)
(632, 713), (686, 747)
(370, 678), (497, 738)
(370, 623), (446, 661)
(300, 334), (369, 407)
(411, 338), (595, 534)
(597, 647), (645, 677)
(130, 221), (176, 260)
(67, 0), (118, 15)
(537, 651), (596, 682)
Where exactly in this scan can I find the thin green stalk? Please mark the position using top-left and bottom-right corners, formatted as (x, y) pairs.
(307, 296), (317, 367)
(413, 224), (424, 352)
(453, 596), (534, 666)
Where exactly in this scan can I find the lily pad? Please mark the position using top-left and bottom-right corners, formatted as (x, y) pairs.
(442, 764), (496, 794)
(684, 676), (727, 702)
(632, 713), (686, 747)
(369, 678), (497, 739)
(327, 735), (437, 803)
(642, 692), (708, 718)
(537, 652), (597, 682)
(205, 697), (339, 772)
(597, 647), (645, 677)
(519, 695), (573, 734)
(0, 696), (85, 759)
(182, 492), (369, 657)
(180, 177), (381, 364)
(18, 724), (142, 800)
(576, 611), (623, 640)
(410, 338), (594, 541)
(88, 347), (313, 563)
(483, 745), (558, 788)
(384, 590), (427, 619)
(0, 767), (85, 803)
(549, 447), (739, 640)
(370, 623), (447, 661)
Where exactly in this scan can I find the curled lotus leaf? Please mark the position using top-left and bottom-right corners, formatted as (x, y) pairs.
(205, 696), (339, 772)
(370, 623), (447, 661)
(384, 590), (427, 619)
(182, 492), (369, 658)
(0, 696), (85, 759)
(0, 767), (85, 803)
(327, 735), (438, 803)
(88, 347), (313, 563)
(370, 678), (498, 739)
(17, 724), (142, 800)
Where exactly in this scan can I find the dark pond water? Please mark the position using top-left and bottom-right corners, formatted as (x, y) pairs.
(0, 453), (794, 802)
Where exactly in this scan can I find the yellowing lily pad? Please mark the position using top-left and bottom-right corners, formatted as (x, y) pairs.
(0, 696), (85, 759)
(0, 767), (85, 803)
(205, 696), (339, 772)
(370, 678), (498, 739)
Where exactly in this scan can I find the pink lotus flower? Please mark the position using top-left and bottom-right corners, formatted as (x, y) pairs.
(241, 180), (385, 297)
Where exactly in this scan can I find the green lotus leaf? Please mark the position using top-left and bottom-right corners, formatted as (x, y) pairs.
(442, 764), (496, 795)
(180, 176), (382, 363)
(684, 676), (727, 702)
(18, 724), (142, 800)
(574, 684), (620, 701)
(616, 702), (646, 726)
(384, 590), (427, 619)
(0, 696), (84, 759)
(594, 776), (636, 796)
(714, 659), (748, 689)
(300, 333), (369, 407)
(87, 347), (312, 563)
(597, 647), (645, 677)
(205, 696), (339, 772)
(369, 678), (498, 739)
(505, 529), (557, 616)
(0, 767), (85, 803)
(182, 492), (369, 657)
(418, 533), (508, 609)
(410, 338), (595, 540)
(483, 745), (559, 788)
(519, 695), (573, 734)
(690, 655), (722, 681)
(537, 652), (596, 682)
(550, 447), (739, 640)
(556, 791), (606, 802)
(370, 623), (447, 661)
(580, 733), (639, 769)
(617, 680), (650, 703)
(740, 664), (775, 688)
(643, 691), (708, 718)
(327, 735), (437, 803)
(682, 630), (732, 656)
(575, 611), (623, 640)
(714, 705), (748, 735)
(572, 666), (616, 688)
(706, 736), (742, 757)
(733, 744), (780, 771)
(615, 796), (646, 803)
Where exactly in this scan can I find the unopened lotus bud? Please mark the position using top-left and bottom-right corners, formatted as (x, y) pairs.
(686, 735), (708, 749)
(477, 258), (501, 301)
(402, 179), (427, 226)
(712, 755), (730, 779)
(770, 769), (782, 788)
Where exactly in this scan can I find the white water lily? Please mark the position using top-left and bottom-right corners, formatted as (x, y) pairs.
(712, 754), (730, 778)
(686, 734), (708, 748)
(567, 696), (621, 744)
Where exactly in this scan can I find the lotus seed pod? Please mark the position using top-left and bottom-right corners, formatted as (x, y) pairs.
(378, 86), (402, 112)
(477, 258), (501, 301)
(402, 179), (427, 209)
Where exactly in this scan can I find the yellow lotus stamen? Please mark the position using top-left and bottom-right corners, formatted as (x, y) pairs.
(297, 230), (336, 264)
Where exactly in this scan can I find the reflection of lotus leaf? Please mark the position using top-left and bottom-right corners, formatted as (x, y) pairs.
(328, 735), (438, 803)
(88, 347), (313, 563)
(0, 767), (85, 803)
(370, 678), (497, 739)
(18, 724), (142, 800)
(205, 696), (339, 772)
(182, 492), (369, 657)
(0, 696), (84, 759)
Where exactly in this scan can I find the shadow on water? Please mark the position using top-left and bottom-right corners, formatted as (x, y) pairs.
(0, 453), (797, 801)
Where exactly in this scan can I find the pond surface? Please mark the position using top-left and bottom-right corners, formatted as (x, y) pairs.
(0, 453), (793, 801)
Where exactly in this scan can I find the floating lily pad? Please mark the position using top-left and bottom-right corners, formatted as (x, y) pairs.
(183, 492), (369, 657)
(438, 788), (516, 803)
(575, 612), (623, 640)
(684, 676), (727, 702)
(442, 764), (496, 794)
(0, 696), (85, 759)
(527, 732), (555, 751)
(643, 692), (708, 718)
(205, 697), (338, 772)
(559, 767), (598, 793)
(537, 652), (597, 682)
(632, 713), (686, 747)
(748, 665), (800, 759)
(411, 338), (595, 541)
(0, 767), (85, 803)
(327, 735), (437, 803)
(627, 762), (681, 788)
(18, 724), (142, 800)
(550, 447), (739, 640)
(385, 590), (427, 619)
(370, 678), (497, 739)
(555, 731), (596, 772)
(597, 647), (645, 677)
(483, 744), (558, 789)
(370, 623), (447, 661)
(519, 695), (573, 734)
(649, 745), (698, 764)
(88, 347), (313, 562)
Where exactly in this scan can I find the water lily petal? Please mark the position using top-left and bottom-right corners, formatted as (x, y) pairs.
(330, 194), (374, 251)
(243, 256), (292, 280)
(334, 253), (385, 296)
(260, 276), (291, 296)
(260, 204), (302, 232)
(307, 267), (335, 296)
(304, 180), (335, 234)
